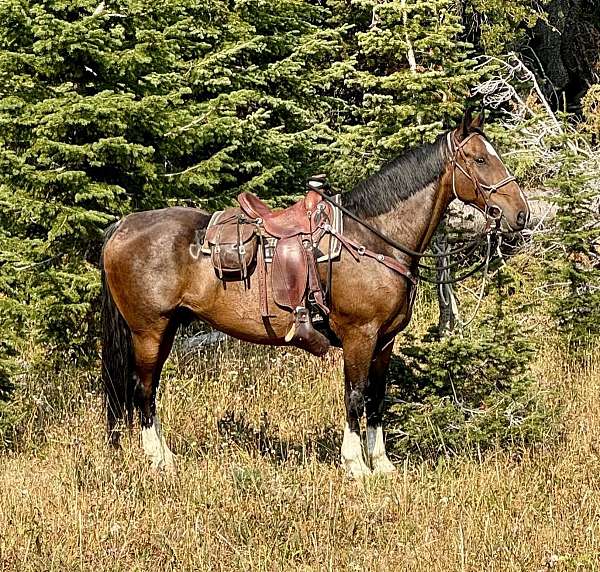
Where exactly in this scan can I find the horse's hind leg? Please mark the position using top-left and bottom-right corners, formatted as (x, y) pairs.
(132, 320), (178, 471)
(365, 341), (396, 474)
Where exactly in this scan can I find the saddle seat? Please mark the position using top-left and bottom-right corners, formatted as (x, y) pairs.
(238, 190), (323, 238)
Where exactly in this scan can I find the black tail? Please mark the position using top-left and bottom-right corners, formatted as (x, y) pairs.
(101, 222), (135, 445)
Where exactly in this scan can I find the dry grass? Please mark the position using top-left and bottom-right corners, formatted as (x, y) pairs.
(1, 337), (600, 572)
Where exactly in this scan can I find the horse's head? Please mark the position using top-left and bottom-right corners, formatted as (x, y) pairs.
(448, 109), (529, 231)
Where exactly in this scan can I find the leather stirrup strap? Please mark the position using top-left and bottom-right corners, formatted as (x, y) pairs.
(256, 230), (269, 317)
(305, 241), (329, 315)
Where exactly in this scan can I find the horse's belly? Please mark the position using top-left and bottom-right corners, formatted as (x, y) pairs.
(183, 260), (294, 343)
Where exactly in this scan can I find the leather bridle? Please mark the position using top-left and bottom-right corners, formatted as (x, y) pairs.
(310, 129), (520, 279)
(446, 131), (516, 221)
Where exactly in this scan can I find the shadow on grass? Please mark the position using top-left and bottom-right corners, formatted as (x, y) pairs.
(216, 410), (341, 465)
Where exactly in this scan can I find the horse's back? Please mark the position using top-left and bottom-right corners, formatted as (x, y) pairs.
(111, 206), (209, 241)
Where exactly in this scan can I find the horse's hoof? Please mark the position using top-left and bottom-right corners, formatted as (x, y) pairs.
(107, 429), (122, 449)
(372, 456), (396, 475)
(150, 457), (177, 475)
(163, 460), (177, 475)
(343, 458), (372, 479)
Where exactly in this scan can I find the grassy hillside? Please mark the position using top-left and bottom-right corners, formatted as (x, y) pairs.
(1, 318), (599, 570)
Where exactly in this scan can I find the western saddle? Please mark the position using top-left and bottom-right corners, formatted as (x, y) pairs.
(202, 175), (415, 356)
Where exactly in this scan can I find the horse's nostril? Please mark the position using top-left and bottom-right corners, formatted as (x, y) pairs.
(516, 211), (526, 227)
(488, 206), (502, 219)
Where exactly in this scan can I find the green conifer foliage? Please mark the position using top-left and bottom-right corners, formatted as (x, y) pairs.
(0, 201), (25, 441)
(386, 269), (555, 458)
(459, 0), (545, 55)
(323, 0), (482, 187)
(548, 144), (600, 347)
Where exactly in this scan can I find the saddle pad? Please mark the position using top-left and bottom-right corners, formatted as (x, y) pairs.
(315, 194), (342, 263)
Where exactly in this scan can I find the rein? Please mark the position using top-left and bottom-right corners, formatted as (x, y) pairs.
(311, 129), (518, 285)
(312, 185), (495, 261)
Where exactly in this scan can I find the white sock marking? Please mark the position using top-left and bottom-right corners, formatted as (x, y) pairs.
(367, 425), (395, 474)
(142, 414), (175, 470)
(367, 425), (386, 460)
(341, 422), (370, 478)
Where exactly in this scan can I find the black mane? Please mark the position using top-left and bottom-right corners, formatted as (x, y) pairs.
(344, 135), (449, 217)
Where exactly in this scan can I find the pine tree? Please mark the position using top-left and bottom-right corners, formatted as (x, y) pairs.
(459, 0), (544, 55)
(386, 268), (552, 458)
(323, 0), (483, 188)
(547, 141), (600, 347)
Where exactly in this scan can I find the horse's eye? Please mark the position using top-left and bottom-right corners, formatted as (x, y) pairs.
(475, 157), (486, 165)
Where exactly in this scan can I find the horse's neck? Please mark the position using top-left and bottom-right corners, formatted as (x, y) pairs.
(365, 171), (452, 260)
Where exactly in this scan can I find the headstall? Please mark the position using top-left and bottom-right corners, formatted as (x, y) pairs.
(446, 131), (516, 222)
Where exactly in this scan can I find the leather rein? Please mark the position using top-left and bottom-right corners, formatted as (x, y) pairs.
(312, 130), (514, 284)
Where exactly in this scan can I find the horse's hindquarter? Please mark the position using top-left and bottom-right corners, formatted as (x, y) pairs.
(104, 206), (293, 343)
(103, 207), (212, 332)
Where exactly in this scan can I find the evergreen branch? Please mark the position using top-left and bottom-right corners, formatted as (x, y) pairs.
(164, 117), (205, 137)
(13, 255), (61, 272)
(400, 0), (417, 73)
(161, 164), (206, 178)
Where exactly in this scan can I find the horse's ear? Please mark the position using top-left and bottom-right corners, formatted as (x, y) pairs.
(471, 109), (485, 130)
(457, 107), (472, 140)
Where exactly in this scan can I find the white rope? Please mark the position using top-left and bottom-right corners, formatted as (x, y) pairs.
(457, 233), (493, 330)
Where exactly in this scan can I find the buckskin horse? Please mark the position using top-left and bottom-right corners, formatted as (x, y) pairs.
(101, 110), (529, 478)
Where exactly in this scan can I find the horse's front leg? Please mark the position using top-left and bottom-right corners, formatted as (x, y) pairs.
(365, 340), (396, 474)
(341, 332), (378, 478)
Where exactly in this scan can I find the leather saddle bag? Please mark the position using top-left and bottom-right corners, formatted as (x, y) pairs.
(204, 208), (258, 280)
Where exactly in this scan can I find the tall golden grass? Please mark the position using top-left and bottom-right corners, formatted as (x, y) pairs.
(1, 335), (599, 571)
(2, 253), (598, 571)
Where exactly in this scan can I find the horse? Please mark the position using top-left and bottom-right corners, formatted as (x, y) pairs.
(101, 110), (529, 478)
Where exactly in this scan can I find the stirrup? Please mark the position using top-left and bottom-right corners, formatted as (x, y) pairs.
(285, 307), (330, 357)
